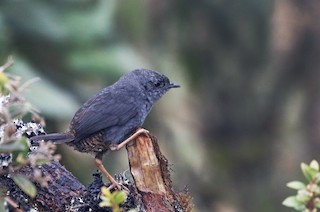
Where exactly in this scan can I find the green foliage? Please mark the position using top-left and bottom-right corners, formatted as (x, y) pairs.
(283, 160), (320, 211)
(99, 186), (127, 212)
(0, 57), (38, 157)
(0, 136), (27, 153)
(0, 57), (59, 204)
(11, 137), (29, 164)
(12, 174), (37, 198)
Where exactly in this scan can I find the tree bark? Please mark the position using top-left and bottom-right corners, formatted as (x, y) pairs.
(1, 161), (86, 212)
(0, 134), (192, 212)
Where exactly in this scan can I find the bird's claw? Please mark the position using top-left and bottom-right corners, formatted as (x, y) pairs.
(138, 128), (149, 135)
(109, 144), (117, 151)
(107, 182), (130, 194)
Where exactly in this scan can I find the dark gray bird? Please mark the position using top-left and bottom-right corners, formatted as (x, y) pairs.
(31, 68), (180, 189)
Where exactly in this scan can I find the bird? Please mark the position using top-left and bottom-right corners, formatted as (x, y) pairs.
(30, 68), (180, 190)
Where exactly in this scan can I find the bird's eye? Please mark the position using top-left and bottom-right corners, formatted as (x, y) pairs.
(155, 81), (164, 87)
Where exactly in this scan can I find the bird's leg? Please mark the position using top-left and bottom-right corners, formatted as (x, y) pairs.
(95, 154), (129, 193)
(110, 128), (149, 151)
(97, 128), (149, 192)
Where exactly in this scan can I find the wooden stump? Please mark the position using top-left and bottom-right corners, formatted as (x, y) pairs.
(127, 134), (193, 212)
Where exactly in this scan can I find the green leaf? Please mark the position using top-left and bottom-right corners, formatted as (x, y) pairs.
(15, 152), (27, 164)
(0, 72), (9, 87)
(315, 173), (320, 184)
(0, 141), (25, 153)
(310, 160), (319, 171)
(314, 199), (320, 208)
(296, 189), (311, 203)
(12, 137), (29, 164)
(99, 186), (113, 208)
(301, 163), (318, 181)
(99, 197), (112, 207)
(282, 196), (305, 210)
(286, 181), (306, 190)
(101, 186), (112, 197)
(12, 174), (37, 198)
(113, 191), (127, 204)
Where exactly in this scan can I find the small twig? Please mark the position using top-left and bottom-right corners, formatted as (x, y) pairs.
(5, 196), (24, 212)
(0, 56), (14, 73)
(18, 77), (40, 93)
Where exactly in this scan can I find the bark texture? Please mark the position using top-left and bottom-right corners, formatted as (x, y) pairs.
(0, 134), (192, 211)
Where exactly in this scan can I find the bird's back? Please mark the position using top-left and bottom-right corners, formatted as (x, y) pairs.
(66, 85), (150, 154)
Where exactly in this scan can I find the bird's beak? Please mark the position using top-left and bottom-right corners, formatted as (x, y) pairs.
(169, 82), (180, 88)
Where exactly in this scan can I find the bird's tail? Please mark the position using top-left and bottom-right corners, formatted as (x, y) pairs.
(30, 133), (74, 144)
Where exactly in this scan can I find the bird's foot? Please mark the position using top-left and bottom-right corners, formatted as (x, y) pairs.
(95, 158), (130, 194)
(107, 172), (131, 194)
(107, 182), (130, 194)
(109, 128), (150, 151)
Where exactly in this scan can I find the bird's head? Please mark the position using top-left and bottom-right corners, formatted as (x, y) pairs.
(120, 68), (180, 103)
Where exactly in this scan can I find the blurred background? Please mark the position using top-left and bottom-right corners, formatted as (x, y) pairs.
(1, 0), (320, 211)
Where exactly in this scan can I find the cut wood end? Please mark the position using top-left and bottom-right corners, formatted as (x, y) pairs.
(127, 133), (192, 212)
(127, 133), (166, 194)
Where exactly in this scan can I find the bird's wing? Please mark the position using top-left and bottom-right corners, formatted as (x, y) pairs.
(71, 88), (139, 142)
